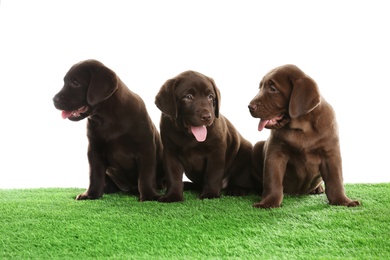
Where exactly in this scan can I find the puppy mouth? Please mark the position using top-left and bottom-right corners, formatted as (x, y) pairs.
(60, 106), (89, 120)
(182, 118), (214, 142)
(258, 114), (288, 131)
(190, 125), (207, 142)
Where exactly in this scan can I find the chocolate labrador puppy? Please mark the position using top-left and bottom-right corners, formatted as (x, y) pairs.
(53, 59), (163, 201)
(155, 70), (253, 202)
(248, 64), (360, 208)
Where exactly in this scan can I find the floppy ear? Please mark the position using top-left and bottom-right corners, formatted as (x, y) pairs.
(87, 65), (118, 106)
(155, 78), (178, 118)
(289, 77), (321, 118)
(209, 77), (220, 118)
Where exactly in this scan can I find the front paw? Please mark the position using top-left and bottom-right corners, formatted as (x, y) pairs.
(199, 190), (220, 200)
(158, 194), (184, 203)
(330, 198), (361, 207)
(253, 202), (279, 208)
(346, 200), (361, 207)
(75, 192), (101, 200)
(253, 196), (282, 209)
(140, 193), (161, 202)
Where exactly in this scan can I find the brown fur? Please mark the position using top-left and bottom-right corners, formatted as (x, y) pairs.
(248, 64), (360, 208)
(155, 70), (253, 202)
(53, 59), (163, 201)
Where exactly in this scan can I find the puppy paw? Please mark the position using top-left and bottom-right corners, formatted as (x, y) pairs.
(253, 202), (281, 209)
(75, 192), (101, 200)
(158, 194), (184, 203)
(330, 199), (361, 207)
(253, 197), (281, 209)
(346, 200), (361, 207)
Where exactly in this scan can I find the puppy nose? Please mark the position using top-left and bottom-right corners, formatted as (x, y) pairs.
(52, 96), (60, 103)
(201, 112), (212, 122)
(248, 103), (257, 112)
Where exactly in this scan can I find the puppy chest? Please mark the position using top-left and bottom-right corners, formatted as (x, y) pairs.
(104, 140), (141, 168)
(287, 152), (322, 174)
(180, 151), (208, 172)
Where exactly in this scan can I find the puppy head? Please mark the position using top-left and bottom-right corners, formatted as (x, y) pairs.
(155, 70), (220, 142)
(248, 64), (320, 131)
(52, 59), (118, 121)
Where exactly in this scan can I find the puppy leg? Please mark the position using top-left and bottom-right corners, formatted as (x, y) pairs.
(200, 154), (226, 199)
(76, 143), (106, 200)
(253, 151), (287, 208)
(137, 149), (161, 202)
(200, 170), (223, 199)
(159, 150), (185, 202)
(321, 155), (360, 207)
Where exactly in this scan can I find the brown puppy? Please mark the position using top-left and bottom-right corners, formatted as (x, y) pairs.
(53, 59), (163, 201)
(155, 70), (253, 202)
(248, 64), (360, 208)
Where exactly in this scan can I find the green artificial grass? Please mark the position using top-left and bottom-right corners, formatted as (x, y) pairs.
(1, 184), (389, 259)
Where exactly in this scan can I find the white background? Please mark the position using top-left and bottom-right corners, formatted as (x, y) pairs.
(0, 0), (389, 189)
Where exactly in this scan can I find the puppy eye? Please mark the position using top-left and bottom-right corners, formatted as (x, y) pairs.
(70, 80), (81, 88)
(207, 94), (214, 100)
(269, 84), (279, 93)
(184, 94), (194, 100)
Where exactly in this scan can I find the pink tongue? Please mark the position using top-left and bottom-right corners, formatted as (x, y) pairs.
(258, 119), (269, 131)
(61, 111), (73, 119)
(191, 126), (207, 142)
